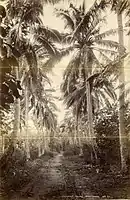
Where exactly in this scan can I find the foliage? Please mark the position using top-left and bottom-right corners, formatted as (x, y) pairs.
(63, 145), (80, 157)
(0, 5), (22, 110)
(107, 0), (130, 34)
(94, 103), (130, 166)
(4, 0), (62, 138)
(0, 0), (130, 198)
(59, 1), (125, 119)
(0, 5), (22, 146)
(0, 143), (56, 197)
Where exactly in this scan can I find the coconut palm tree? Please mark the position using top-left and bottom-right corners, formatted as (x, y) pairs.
(60, 110), (77, 146)
(57, 1), (125, 160)
(110, 0), (130, 172)
(31, 86), (58, 154)
(5, 0), (66, 152)
(98, 0), (130, 172)
(4, 0), (43, 148)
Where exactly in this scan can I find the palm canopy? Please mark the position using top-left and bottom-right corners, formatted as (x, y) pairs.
(6, 0), (73, 79)
(6, 0), (62, 65)
(56, 0), (123, 53)
(32, 87), (58, 132)
(58, 1), (126, 118)
(3, 0), (60, 134)
(99, 0), (130, 34)
(0, 5), (22, 110)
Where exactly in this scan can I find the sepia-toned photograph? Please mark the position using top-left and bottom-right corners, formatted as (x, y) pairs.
(0, 0), (130, 199)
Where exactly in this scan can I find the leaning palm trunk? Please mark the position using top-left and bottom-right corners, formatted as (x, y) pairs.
(117, 11), (127, 170)
(12, 67), (20, 147)
(25, 84), (30, 159)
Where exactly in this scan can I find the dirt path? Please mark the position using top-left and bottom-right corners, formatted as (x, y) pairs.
(46, 152), (64, 184)
(48, 152), (63, 167)
(24, 152), (65, 199)
(2, 152), (130, 199)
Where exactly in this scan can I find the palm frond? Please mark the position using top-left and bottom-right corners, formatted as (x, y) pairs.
(37, 36), (58, 56)
(60, 46), (74, 57)
(64, 86), (85, 108)
(102, 80), (117, 100)
(41, 56), (58, 72)
(119, 0), (130, 13)
(94, 39), (125, 51)
(98, 89), (113, 108)
(37, 26), (62, 42)
(70, 0), (106, 42)
(93, 47), (118, 56)
(98, 50), (113, 64)
(62, 34), (73, 44)
(88, 50), (102, 69)
(92, 90), (102, 110)
(55, 8), (75, 31)
(94, 29), (118, 40)
(101, 53), (128, 77)
(61, 50), (81, 95)
(86, 17), (101, 40)
(21, 6), (43, 23)
(25, 47), (38, 82)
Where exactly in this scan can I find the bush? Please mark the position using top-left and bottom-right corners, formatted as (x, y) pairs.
(63, 145), (80, 157)
(30, 146), (39, 160)
(0, 145), (43, 197)
(82, 143), (93, 164)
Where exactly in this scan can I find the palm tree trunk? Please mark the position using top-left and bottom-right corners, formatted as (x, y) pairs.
(84, 46), (97, 162)
(86, 81), (97, 161)
(42, 128), (47, 153)
(25, 85), (30, 159)
(1, 134), (5, 153)
(117, 11), (127, 170)
(42, 128), (50, 153)
(12, 67), (20, 147)
(40, 127), (49, 154)
(50, 130), (55, 151)
(38, 138), (41, 157)
(74, 115), (78, 145)
(76, 117), (83, 155)
(37, 131), (41, 157)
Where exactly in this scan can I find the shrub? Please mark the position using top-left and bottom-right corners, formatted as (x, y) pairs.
(63, 145), (80, 157)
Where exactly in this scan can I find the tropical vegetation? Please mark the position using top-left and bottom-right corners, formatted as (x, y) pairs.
(0, 0), (130, 199)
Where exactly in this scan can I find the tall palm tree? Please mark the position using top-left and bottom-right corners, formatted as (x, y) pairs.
(112, 0), (130, 172)
(31, 86), (58, 153)
(117, 8), (127, 171)
(99, 0), (130, 172)
(4, 0), (43, 148)
(5, 0), (65, 152)
(58, 1), (124, 160)
(60, 110), (78, 146)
